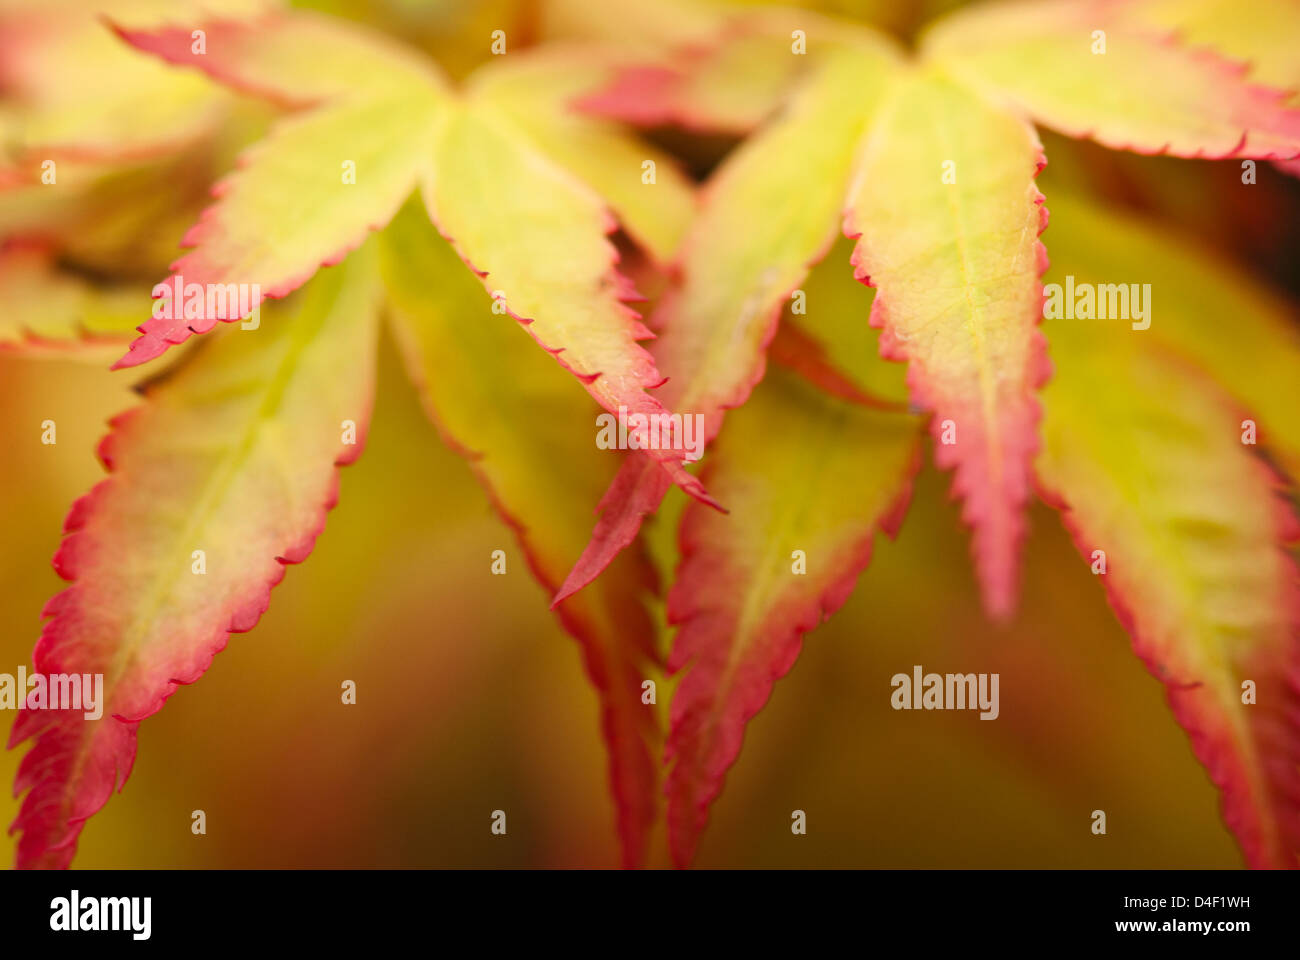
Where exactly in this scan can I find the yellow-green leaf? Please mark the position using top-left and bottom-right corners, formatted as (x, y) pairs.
(10, 244), (382, 868)
(467, 49), (695, 264)
(378, 198), (661, 867)
(426, 100), (703, 492)
(115, 5), (443, 108)
(1128, 0), (1300, 97)
(923, 0), (1300, 160)
(1041, 187), (1300, 484)
(1037, 309), (1300, 869)
(665, 365), (921, 866)
(556, 41), (901, 604)
(844, 66), (1049, 618)
(112, 10), (449, 367)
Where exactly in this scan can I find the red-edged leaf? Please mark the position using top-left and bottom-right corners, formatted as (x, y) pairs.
(115, 15), (711, 507)
(664, 366), (921, 866)
(8, 248), (381, 868)
(843, 67), (1051, 618)
(1038, 317), (1300, 868)
(1042, 188), (1300, 487)
(556, 42), (901, 603)
(425, 99), (712, 499)
(112, 7), (441, 109)
(922, 0), (1300, 161)
(1122, 0), (1300, 177)
(378, 199), (661, 866)
(111, 10), (448, 368)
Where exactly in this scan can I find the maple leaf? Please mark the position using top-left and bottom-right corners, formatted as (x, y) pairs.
(110, 9), (450, 366)
(378, 198), (661, 867)
(555, 32), (902, 605)
(573, 0), (1300, 618)
(663, 357), (921, 866)
(7, 7), (704, 869)
(9, 247), (382, 868)
(1123, 0), (1300, 178)
(843, 66), (1050, 619)
(112, 8), (711, 503)
(1043, 190), (1300, 483)
(1031, 188), (1300, 867)
(465, 49), (695, 265)
(566, 0), (1300, 867)
(0, 2), (267, 280)
(924, 0), (1300, 160)
(5, 0), (1300, 874)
